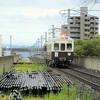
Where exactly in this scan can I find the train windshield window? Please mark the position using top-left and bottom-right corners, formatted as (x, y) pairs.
(67, 43), (72, 50)
(54, 43), (59, 50)
(61, 43), (65, 50)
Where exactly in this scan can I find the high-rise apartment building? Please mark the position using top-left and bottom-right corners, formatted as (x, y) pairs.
(61, 7), (99, 39)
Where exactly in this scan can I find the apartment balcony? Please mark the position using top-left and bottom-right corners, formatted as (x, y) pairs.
(84, 27), (90, 29)
(90, 29), (94, 32)
(75, 19), (80, 22)
(84, 21), (90, 24)
(95, 22), (98, 24)
(90, 34), (94, 36)
(70, 24), (75, 27)
(95, 25), (98, 27)
(84, 31), (90, 34)
(70, 29), (80, 32)
(94, 19), (99, 23)
(90, 19), (98, 23)
(75, 17), (80, 19)
(90, 31), (94, 33)
(70, 34), (80, 38)
(74, 24), (80, 27)
(95, 29), (98, 32)
(85, 16), (90, 19)
(95, 32), (98, 34)
(70, 19), (74, 23)
(90, 24), (94, 27)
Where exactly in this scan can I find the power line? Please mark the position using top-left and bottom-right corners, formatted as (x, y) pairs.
(89, 0), (96, 10)
(71, 0), (87, 10)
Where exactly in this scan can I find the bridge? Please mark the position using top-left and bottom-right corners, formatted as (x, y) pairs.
(2, 47), (33, 52)
(2, 47), (43, 52)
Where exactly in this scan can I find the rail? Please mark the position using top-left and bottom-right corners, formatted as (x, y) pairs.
(0, 69), (66, 95)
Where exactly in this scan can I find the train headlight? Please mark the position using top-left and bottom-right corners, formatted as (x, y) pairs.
(61, 33), (66, 38)
(68, 52), (71, 56)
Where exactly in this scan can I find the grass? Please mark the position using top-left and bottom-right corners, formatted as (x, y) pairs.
(0, 95), (8, 100)
(12, 58), (48, 72)
(12, 63), (48, 72)
(18, 58), (32, 63)
(43, 84), (93, 100)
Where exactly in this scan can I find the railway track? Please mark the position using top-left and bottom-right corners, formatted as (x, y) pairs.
(54, 67), (100, 92)
(29, 57), (45, 64)
(30, 57), (100, 91)
(29, 57), (100, 98)
(29, 57), (100, 91)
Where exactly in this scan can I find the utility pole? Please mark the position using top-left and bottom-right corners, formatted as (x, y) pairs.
(52, 25), (55, 38)
(36, 40), (38, 53)
(44, 32), (47, 58)
(67, 9), (70, 36)
(41, 35), (43, 52)
(49, 25), (60, 39)
(59, 9), (71, 36)
(10, 35), (12, 54)
(38, 38), (39, 53)
(45, 32), (47, 45)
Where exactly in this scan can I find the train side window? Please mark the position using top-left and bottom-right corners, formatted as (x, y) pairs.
(54, 43), (59, 50)
(61, 43), (65, 51)
(67, 43), (72, 50)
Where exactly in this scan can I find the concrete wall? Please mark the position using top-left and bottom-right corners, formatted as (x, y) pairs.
(0, 55), (20, 76)
(13, 54), (21, 62)
(73, 56), (100, 71)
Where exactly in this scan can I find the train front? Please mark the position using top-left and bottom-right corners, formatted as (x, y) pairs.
(45, 35), (74, 68)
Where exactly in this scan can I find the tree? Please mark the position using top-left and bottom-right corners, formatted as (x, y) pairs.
(74, 36), (100, 56)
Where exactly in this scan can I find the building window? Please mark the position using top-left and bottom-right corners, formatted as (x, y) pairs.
(54, 43), (59, 50)
(61, 43), (65, 51)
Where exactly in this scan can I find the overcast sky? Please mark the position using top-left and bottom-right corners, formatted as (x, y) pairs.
(0, 0), (100, 47)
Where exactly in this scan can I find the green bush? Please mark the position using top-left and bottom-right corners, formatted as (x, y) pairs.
(74, 36), (100, 56)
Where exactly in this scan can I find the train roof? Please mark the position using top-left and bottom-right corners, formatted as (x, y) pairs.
(50, 36), (73, 41)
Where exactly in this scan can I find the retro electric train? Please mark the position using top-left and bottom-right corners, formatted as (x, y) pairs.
(44, 34), (74, 67)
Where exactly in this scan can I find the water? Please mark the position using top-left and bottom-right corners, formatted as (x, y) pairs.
(15, 51), (32, 58)
(15, 51), (41, 58)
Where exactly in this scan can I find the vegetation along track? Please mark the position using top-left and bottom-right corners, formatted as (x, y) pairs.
(54, 67), (100, 92)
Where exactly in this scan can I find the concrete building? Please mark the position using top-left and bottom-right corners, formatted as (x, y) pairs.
(61, 7), (99, 39)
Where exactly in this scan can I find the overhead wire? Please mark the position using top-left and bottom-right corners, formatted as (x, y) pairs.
(89, 0), (96, 11)
(71, 0), (88, 10)
(60, 0), (92, 23)
(70, 0), (99, 17)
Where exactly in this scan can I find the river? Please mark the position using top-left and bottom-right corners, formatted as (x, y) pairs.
(15, 51), (41, 58)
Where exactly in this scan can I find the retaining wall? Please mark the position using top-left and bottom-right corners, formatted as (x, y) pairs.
(73, 56), (100, 71)
(0, 55), (20, 76)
